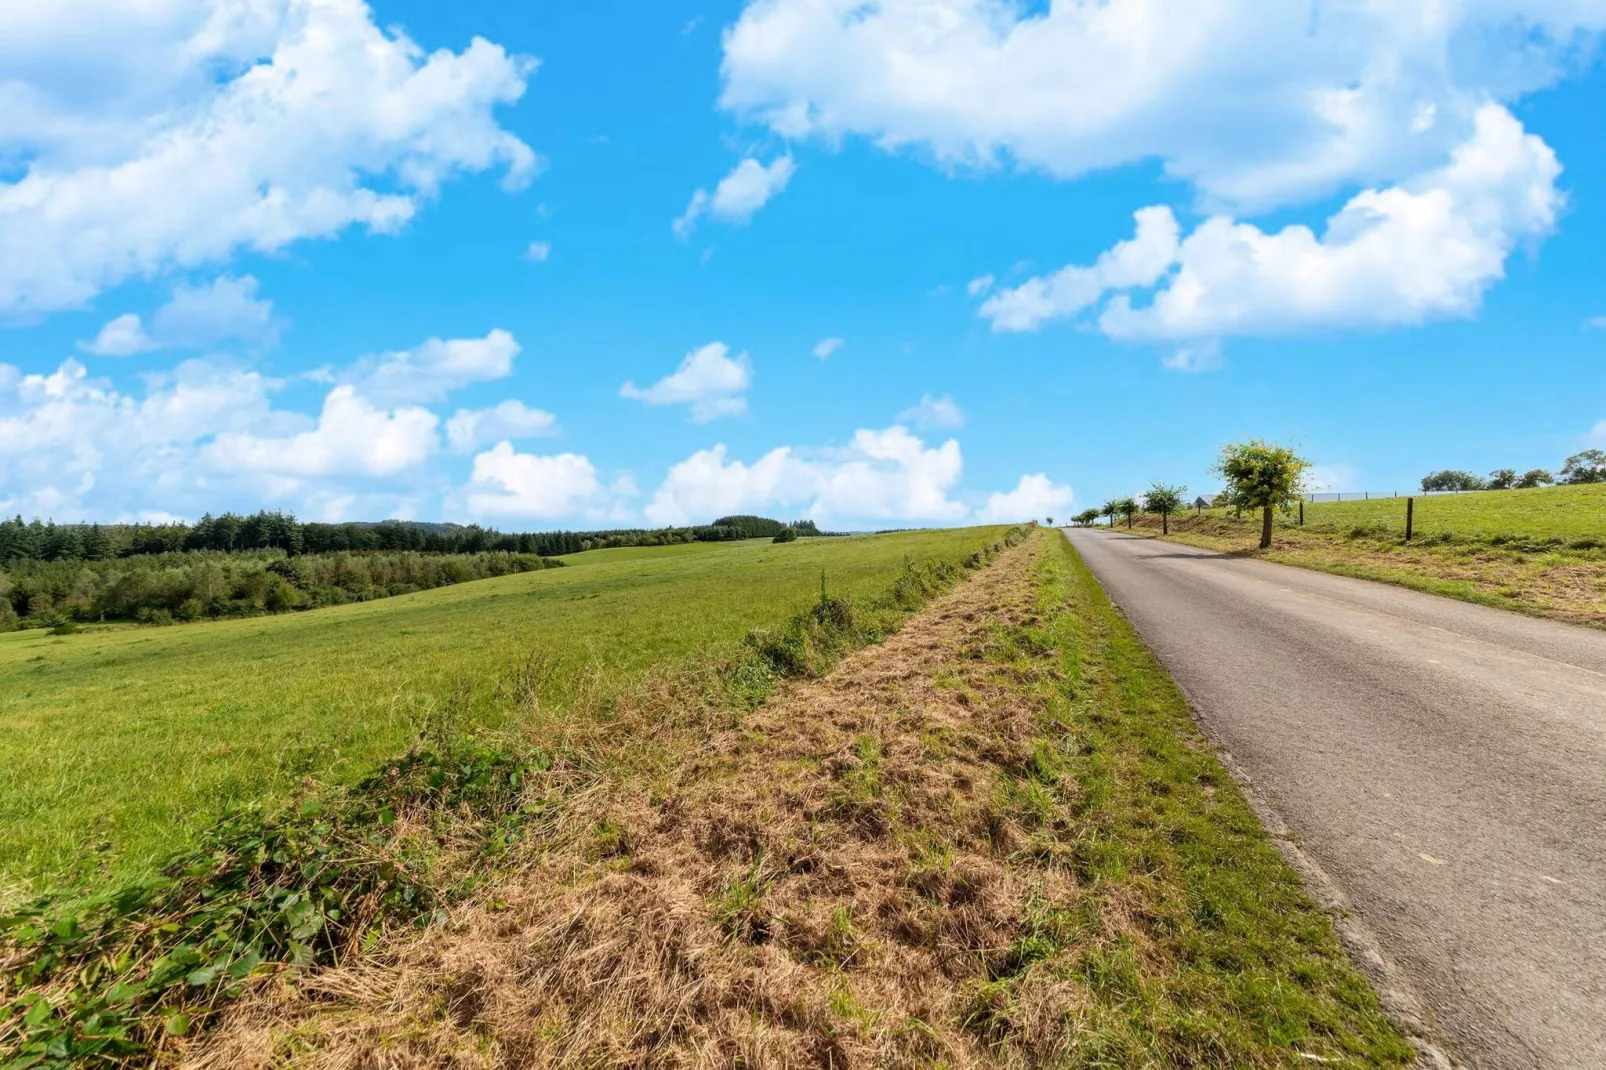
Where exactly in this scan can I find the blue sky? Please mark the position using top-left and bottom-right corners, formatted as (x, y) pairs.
(2, 1), (1603, 528)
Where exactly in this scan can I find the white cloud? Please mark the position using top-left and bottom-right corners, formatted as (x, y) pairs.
(982, 107), (1562, 340)
(0, 356), (283, 518)
(81, 274), (279, 355)
(975, 474), (1075, 524)
(208, 385), (438, 479)
(524, 241), (552, 262)
(1160, 340), (1223, 373)
(720, 0), (1602, 212)
(462, 441), (617, 520)
(980, 206), (1180, 331)
(966, 275), (995, 297)
(348, 329), (521, 406)
(674, 156), (795, 238)
(81, 314), (154, 357)
(445, 400), (557, 453)
(1585, 316), (1606, 330)
(812, 336), (843, 359)
(897, 393), (964, 430)
(1304, 464), (1358, 493)
(643, 424), (966, 528)
(620, 341), (752, 422)
(0, 0), (537, 315)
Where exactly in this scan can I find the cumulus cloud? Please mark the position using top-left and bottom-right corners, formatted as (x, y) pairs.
(445, 400), (557, 452)
(461, 442), (620, 520)
(1, 326), (543, 520)
(975, 474), (1075, 524)
(81, 275), (281, 356)
(980, 107), (1561, 340)
(621, 342), (752, 422)
(674, 156), (795, 238)
(720, 0), (1601, 212)
(897, 394), (964, 430)
(0, 0), (537, 315)
(208, 386), (438, 479)
(812, 336), (843, 359)
(643, 425), (966, 528)
(347, 329), (521, 406)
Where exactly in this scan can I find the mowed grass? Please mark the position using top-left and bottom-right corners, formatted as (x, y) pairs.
(1301, 482), (1606, 541)
(0, 528), (1000, 900)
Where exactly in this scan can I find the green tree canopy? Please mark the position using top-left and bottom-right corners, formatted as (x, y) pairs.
(1142, 482), (1188, 535)
(1213, 440), (1310, 549)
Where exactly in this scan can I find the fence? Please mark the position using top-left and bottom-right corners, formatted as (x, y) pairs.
(1301, 490), (1480, 503)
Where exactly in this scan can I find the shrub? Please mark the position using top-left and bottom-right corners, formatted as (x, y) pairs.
(772, 527), (799, 543)
(1486, 468), (1517, 490)
(1516, 468), (1554, 489)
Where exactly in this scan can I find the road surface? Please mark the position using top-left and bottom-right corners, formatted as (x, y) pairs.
(1063, 529), (1606, 1069)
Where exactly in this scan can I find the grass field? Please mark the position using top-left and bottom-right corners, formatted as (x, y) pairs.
(156, 529), (1413, 1067)
(1116, 484), (1606, 625)
(1300, 482), (1606, 541)
(0, 529), (1000, 901)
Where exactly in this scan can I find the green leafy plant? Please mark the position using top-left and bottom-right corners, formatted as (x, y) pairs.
(1140, 482), (1187, 536)
(1214, 440), (1311, 549)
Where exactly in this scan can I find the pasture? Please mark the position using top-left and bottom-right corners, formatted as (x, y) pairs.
(1300, 482), (1606, 542)
(0, 528), (999, 900)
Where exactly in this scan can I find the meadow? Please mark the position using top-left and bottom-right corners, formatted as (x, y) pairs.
(1300, 482), (1606, 542)
(0, 528), (998, 901)
(1119, 482), (1606, 625)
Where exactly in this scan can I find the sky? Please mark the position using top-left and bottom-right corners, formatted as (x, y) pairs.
(2, 0), (1604, 530)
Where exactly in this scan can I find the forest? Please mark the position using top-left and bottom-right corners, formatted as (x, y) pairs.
(0, 512), (823, 631)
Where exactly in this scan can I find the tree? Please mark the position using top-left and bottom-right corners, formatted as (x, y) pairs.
(1073, 508), (1101, 527)
(1213, 440), (1311, 549)
(1114, 496), (1139, 529)
(1420, 469), (1486, 492)
(1045, 516), (1054, 527)
(1101, 499), (1119, 527)
(1561, 450), (1606, 484)
(1486, 468), (1518, 490)
(1142, 482), (1187, 535)
(1516, 468), (1554, 489)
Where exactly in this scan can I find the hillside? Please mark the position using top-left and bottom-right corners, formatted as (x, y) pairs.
(0, 529), (989, 899)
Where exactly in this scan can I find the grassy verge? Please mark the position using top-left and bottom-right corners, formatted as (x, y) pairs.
(0, 527), (1001, 900)
(1111, 510), (1606, 626)
(0, 532), (1021, 1066)
(159, 530), (1410, 1068)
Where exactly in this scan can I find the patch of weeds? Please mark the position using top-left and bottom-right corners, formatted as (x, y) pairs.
(0, 740), (551, 1067)
(808, 904), (865, 970)
(712, 862), (773, 945)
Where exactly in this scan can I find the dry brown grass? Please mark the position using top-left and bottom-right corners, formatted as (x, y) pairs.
(181, 542), (1073, 1068)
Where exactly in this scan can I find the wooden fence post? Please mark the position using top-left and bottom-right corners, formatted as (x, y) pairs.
(1406, 497), (1414, 541)
(1299, 500), (1304, 527)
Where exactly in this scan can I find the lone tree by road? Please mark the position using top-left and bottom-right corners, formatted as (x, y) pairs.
(1143, 482), (1187, 535)
(1214, 440), (1310, 549)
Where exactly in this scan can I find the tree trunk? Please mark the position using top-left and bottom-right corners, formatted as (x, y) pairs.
(1162, 512), (1168, 535)
(1260, 505), (1273, 549)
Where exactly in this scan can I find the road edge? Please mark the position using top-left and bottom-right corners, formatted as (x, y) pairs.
(1058, 529), (1461, 1070)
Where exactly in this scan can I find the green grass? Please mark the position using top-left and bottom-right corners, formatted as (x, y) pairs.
(1300, 482), (1606, 541)
(0, 528), (1001, 901)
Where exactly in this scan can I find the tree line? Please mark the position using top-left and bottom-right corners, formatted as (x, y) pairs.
(1421, 450), (1605, 492)
(1068, 440), (1306, 549)
(0, 512), (823, 564)
(0, 512), (825, 632)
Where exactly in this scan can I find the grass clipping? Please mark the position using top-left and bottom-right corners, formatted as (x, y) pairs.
(179, 531), (1411, 1068)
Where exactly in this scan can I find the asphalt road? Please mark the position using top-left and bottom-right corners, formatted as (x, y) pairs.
(1063, 529), (1606, 1069)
